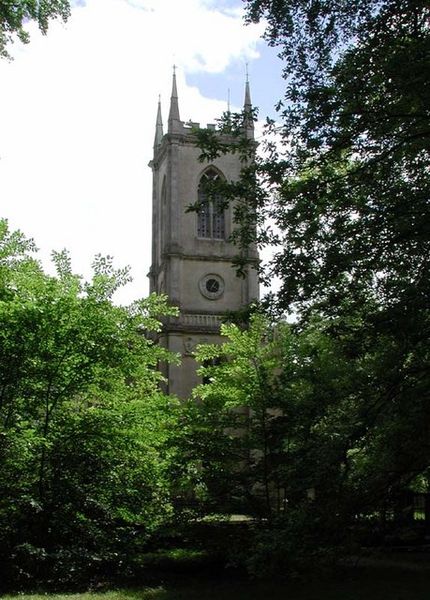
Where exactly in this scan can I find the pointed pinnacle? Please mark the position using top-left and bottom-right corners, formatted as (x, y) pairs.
(243, 70), (254, 137)
(154, 96), (164, 150)
(244, 78), (252, 109)
(168, 65), (181, 129)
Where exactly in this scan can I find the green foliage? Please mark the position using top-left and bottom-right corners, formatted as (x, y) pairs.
(238, 0), (430, 317)
(191, 2), (430, 321)
(0, 219), (181, 588)
(180, 307), (429, 573)
(178, 315), (282, 517)
(186, 5), (430, 559)
(0, 1), (71, 59)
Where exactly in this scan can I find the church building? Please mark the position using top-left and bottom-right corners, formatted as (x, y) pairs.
(148, 71), (259, 398)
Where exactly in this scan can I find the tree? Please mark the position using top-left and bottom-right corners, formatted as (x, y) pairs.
(178, 314), (282, 518)
(181, 308), (430, 574)
(196, 1), (430, 314)
(197, 1), (429, 318)
(0, 219), (181, 587)
(181, 313), (362, 516)
(239, 0), (430, 499)
(177, 313), (364, 574)
(189, 3), (430, 568)
(0, 0), (71, 59)
(194, 0), (430, 481)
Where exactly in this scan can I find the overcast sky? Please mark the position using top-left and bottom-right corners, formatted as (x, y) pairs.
(0, 0), (283, 304)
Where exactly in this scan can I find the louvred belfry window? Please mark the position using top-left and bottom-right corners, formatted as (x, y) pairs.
(197, 197), (211, 238)
(197, 169), (225, 239)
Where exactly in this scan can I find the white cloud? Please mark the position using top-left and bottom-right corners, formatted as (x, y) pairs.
(0, 0), (265, 304)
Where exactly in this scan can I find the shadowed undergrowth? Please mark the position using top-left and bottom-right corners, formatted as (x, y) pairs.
(3, 565), (430, 600)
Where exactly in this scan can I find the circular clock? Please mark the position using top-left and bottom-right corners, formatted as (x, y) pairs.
(199, 273), (225, 300)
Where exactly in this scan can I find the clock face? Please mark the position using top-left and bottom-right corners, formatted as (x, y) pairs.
(206, 278), (220, 294)
(199, 273), (224, 300)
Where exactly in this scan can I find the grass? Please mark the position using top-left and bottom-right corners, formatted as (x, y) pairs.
(3, 567), (430, 600)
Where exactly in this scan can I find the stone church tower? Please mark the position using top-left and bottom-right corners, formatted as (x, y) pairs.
(148, 71), (259, 398)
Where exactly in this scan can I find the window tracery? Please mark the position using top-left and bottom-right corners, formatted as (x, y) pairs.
(197, 168), (225, 239)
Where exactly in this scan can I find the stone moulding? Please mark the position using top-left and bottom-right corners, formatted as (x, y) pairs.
(163, 313), (223, 333)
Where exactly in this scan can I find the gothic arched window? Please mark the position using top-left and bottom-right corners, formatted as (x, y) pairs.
(197, 169), (225, 239)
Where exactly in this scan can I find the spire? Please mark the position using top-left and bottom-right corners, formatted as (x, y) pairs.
(153, 95), (164, 151)
(244, 79), (252, 109)
(243, 64), (254, 138)
(244, 63), (252, 108)
(168, 65), (182, 133)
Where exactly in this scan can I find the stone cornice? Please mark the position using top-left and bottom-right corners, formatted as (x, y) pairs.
(162, 312), (223, 334)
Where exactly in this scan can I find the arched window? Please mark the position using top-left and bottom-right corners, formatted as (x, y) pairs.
(197, 168), (225, 239)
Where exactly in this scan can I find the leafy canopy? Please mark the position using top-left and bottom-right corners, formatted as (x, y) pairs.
(0, 0), (71, 59)
(0, 219), (182, 587)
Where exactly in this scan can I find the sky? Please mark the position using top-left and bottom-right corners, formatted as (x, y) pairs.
(0, 0), (284, 304)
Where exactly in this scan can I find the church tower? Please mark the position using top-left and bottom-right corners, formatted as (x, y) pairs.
(149, 71), (259, 398)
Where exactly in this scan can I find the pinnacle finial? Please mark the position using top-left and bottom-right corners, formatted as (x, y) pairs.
(243, 67), (254, 138)
(168, 66), (181, 132)
(154, 95), (164, 150)
(244, 64), (252, 108)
